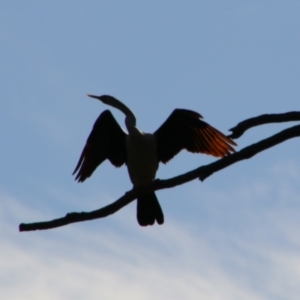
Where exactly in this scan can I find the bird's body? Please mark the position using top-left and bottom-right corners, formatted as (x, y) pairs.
(126, 131), (158, 187)
(125, 129), (163, 226)
(73, 95), (236, 226)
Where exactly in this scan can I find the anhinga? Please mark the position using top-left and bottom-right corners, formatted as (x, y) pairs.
(73, 95), (236, 226)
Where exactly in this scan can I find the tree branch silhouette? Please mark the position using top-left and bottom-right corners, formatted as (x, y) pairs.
(228, 111), (300, 139)
(19, 112), (300, 232)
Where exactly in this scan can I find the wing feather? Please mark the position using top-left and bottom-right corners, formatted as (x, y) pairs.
(196, 130), (220, 156)
(73, 110), (127, 182)
(154, 109), (236, 163)
(200, 128), (228, 156)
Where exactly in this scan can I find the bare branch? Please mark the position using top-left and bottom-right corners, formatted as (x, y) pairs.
(228, 111), (300, 139)
(19, 124), (300, 232)
(19, 189), (139, 232)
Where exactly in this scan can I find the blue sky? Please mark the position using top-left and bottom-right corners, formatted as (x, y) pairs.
(1, 2), (300, 299)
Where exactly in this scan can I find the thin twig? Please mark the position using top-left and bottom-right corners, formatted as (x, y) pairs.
(228, 111), (300, 139)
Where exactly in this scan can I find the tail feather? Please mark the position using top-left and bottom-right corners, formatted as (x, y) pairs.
(137, 192), (164, 226)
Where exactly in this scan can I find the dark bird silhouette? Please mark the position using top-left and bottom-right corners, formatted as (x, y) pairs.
(73, 95), (236, 226)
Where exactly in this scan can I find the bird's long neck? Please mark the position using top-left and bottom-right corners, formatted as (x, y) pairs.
(90, 94), (139, 135)
(110, 100), (137, 135)
(125, 114), (140, 136)
(109, 98), (135, 121)
(107, 97), (138, 134)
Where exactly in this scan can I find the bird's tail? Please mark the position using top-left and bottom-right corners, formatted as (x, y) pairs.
(137, 192), (164, 226)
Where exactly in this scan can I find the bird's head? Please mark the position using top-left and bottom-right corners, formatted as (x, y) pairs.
(87, 94), (135, 120)
(87, 94), (116, 104)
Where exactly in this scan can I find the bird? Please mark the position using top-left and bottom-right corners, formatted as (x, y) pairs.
(73, 95), (236, 226)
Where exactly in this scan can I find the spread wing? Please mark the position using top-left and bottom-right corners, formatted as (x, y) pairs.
(154, 109), (236, 163)
(73, 110), (127, 182)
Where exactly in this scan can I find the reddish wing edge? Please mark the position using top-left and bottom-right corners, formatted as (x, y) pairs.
(154, 109), (236, 163)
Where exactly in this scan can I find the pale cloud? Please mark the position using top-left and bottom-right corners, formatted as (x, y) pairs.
(272, 160), (300, 178)
(1, 167), (300, 300)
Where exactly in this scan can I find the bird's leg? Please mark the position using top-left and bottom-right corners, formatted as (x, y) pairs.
(124, 186), (146, 198)
(131, 181), (157, 196)
(132, 185), (147, 195)
(125, 179), (160, 200)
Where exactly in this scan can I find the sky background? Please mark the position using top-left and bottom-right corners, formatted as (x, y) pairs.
(1, 2), (300, 299)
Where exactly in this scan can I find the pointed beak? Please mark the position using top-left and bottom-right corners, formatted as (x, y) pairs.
(87, 94), (100, 100)
(87, 94), (112, 104)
